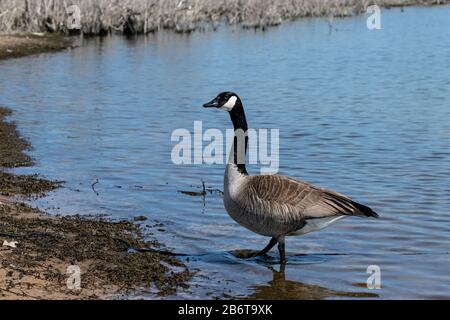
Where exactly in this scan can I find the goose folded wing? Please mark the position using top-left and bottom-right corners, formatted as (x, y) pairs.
(247, 175), (378, 220)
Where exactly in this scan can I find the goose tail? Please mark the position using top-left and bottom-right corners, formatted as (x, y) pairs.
(351, 201), (379, 218)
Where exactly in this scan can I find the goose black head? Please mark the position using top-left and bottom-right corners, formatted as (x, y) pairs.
(203, 92), (239, 112)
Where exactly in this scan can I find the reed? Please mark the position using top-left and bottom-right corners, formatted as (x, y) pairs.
(0, 0), (448, 35)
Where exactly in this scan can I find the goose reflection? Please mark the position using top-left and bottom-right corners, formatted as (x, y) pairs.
(244, 264), (379, 300)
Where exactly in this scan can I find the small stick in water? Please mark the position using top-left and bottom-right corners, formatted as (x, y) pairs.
(91, 179), (99, 196)
(201, 179), (206, 212)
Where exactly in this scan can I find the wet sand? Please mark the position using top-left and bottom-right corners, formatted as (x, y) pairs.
(0, 106), (190, 299)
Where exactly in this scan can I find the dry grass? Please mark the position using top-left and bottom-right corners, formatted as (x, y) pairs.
(0, 0), (448, 35)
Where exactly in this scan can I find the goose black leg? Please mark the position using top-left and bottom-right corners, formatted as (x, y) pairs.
(277, 238), (286, 264)
(254, 237), (277, 257)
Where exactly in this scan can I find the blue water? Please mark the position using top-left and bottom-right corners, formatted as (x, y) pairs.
(1, 6), (449, 299)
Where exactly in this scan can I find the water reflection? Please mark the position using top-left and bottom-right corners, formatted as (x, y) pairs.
(245, 264), (378, 300)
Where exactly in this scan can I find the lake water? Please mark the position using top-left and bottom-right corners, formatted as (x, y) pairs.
(1, 6), (449, 299)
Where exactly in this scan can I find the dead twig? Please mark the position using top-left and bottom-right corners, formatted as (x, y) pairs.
(91, 179), (99, 196)
(201, 179), (206, 210)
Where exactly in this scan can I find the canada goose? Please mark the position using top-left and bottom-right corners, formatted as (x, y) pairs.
(203, 92), (378, 263)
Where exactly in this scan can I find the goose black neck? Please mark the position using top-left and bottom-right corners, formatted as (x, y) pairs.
(229, 98), (248, 175)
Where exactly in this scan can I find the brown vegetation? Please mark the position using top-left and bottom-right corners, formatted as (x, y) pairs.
(0, 0), (448, 35)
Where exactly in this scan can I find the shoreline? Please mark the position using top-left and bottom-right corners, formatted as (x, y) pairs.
(0, 34), (73, 60)
(0, 107), (190, 299)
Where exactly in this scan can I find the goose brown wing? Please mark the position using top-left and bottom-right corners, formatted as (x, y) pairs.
(247, 175), (378, 219)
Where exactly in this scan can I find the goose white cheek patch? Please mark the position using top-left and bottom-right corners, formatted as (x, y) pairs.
(221, 96), (237, 111)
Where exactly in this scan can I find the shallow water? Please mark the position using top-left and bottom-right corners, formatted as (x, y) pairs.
(1, 6), (450, 299)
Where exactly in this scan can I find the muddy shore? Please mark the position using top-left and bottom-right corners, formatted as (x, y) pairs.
(0, 106), (190, 299)
(0, 34), (73, 60)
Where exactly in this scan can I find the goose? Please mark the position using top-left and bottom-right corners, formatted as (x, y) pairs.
(203, 92), (378, 263)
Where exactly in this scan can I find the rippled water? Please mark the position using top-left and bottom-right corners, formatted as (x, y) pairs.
(1, 6), (449, 299)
